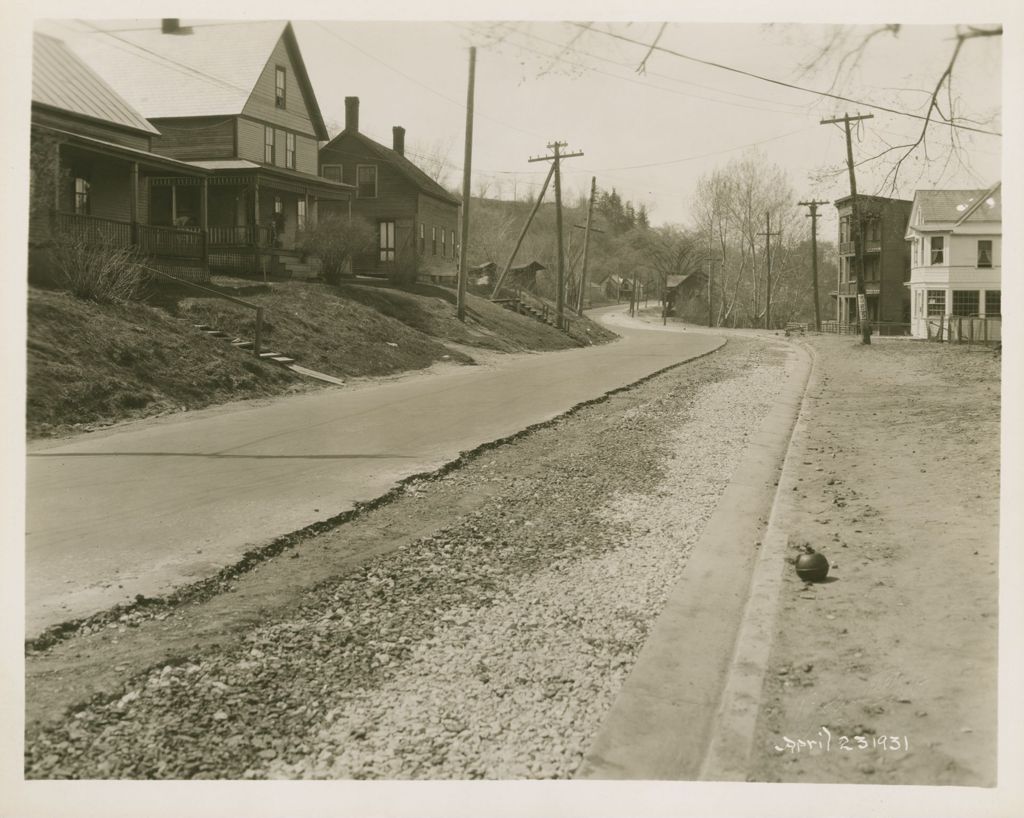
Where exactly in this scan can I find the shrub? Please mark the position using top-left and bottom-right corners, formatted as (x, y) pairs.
(299, 215), (376, 284)
(49, 235), (147, 303)
(383, 242), (420, 286)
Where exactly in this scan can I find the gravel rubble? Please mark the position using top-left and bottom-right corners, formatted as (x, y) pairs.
(25, 338), (789, 779)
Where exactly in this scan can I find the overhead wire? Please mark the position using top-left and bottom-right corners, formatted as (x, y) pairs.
(572, 23), (1002, 137)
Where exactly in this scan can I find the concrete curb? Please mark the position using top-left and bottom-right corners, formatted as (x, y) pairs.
(698, 340), (818, 781)
(575, 339), (814, 780)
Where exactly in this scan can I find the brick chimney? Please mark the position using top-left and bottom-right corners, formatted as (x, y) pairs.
(392, 126), (405, 156)
(161, 19), (180, 34)
(344, 97), (359, 133)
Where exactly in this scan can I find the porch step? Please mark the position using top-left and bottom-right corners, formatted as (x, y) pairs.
(285, 364), (346, 385)
(196, 323), (343, 384)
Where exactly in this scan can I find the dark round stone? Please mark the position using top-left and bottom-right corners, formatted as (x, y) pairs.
(795, 552), (830, 582)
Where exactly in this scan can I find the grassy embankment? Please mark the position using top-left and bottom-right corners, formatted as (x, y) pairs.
(27, 279), (617, 439)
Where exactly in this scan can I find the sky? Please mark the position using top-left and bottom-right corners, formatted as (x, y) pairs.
(31, 13), (1002, 239)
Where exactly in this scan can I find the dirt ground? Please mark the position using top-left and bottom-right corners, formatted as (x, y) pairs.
(748, 334), (1000, 786)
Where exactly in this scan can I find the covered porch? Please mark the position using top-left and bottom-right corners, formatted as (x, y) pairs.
(179, 161), (354, 278)
(33, 125), (212, 281)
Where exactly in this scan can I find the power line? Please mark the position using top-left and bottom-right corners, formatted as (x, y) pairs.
(485, 23), (812, 116)
(471, 24), (816, 120)
(313, 22), (547, 140)
(573, 23), (1002, 137)
(584, 126), (812, 171)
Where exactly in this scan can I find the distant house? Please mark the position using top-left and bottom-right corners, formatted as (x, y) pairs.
(663, 273), (700, 315)
(29, 32), (213, 281)
(905, 184), (1001, 340)
(61, 19), (354, 278)
(318, 97), (462, 282)
(832, 194), (912, 327)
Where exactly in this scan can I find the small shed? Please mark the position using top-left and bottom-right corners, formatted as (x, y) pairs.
(508, 260), (546, 290)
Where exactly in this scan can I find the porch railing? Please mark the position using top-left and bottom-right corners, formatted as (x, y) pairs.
(208, 225), (272, 248)
(53, 212), (205, 260)
(137, 223), (204, 259)
(53, 212), (132, 248)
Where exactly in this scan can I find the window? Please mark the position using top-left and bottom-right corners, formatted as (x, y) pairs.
(73, 177), (90, 215)
(379, 221), (396, 262)
(951, 290), (980, 317)
(273, 195), (283, 216)
(864, 257), (880, 281)
(441, 228), (446, 257)
(297, 199), (307, 232)
(451, 231), (456, 259)
(321, 164), (342, 182)
(930, 235), (944, 264)
(977, 240), (993, 268)
(419, 223), (425, 254)
(866, 219), (880, 242)
(356, 165), (377, 198)
(431, 227), (437, 255)
(926, 290), (946, 317)
(285, 133), (296, 169)
(839, 216), (850, 244)
(264, 126), (274, 163)
(985, 290), (1001, 317)
(275, 66), (287, 109)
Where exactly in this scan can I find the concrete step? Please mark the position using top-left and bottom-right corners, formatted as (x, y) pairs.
(269, 355), (295, 364)
(232, 340), (254, 349)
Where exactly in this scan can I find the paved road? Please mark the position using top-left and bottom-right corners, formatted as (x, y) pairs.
(26, 308), (723, 636)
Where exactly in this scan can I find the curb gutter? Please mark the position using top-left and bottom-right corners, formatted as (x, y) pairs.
(576, 339), (814, 780)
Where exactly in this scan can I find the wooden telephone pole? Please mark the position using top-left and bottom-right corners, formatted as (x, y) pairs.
(821, 112), (874, 344)
(798, 199), (830, 332)
(757, 212), (781, 330)
(528, 142), (583, 330)
(577, 176), (597, 315)
(456, 47), (476, 323)
(490, 163), (555, 299)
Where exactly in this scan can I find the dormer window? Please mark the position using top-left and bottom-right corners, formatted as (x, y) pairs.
(275, 66), (287, 109)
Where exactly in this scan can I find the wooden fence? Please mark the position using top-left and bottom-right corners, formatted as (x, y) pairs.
(925, 316), (1001, 345)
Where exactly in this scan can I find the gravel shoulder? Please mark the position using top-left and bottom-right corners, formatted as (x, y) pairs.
(746, 335), (1000, 786)
(25, 335), (789, 780)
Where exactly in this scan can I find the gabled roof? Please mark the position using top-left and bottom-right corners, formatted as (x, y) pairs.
(909, 185), (1002, 230)
(324, 129), (461, 207)
(32, 32), (159, 135)
(65, 20), (328, 139)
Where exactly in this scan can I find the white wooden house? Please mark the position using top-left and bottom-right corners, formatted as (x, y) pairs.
(905, 184), (1001, 340)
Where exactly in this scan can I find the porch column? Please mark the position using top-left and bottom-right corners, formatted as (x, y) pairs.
(304, 189), (310, 233)
(200, 177), (209, 271)
(129, 162), (139, 245)
(52, 140), (61, 211)
(171, 184), (178, 225)
(252, 178), (260, 240)
(200, 177), (208, 230)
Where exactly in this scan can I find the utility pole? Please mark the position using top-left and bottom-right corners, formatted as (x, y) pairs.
(821, 112), (874, 344)
(490, 162), (555, 299)
(528, 142), (583, 330)
(798, 199), (830, 332)
(577, 176), (597, 315)
(456, 46), (476, 323)
(757, 212), (781, 330)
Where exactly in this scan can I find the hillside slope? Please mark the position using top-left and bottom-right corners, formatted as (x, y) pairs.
(27, 280), (616, 439)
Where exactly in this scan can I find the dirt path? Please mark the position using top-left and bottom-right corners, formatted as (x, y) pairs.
(747, 335), (1000, 786)
(24, 336), (790, 779)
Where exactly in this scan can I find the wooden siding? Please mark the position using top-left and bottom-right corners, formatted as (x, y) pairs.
(237, 117), (266, 164)
(294, 133), (317, 176)
(320, 135), (419, 220)
(64, 155), (133, 223)
(417, 192), (460, 278)
(150, 117), (235, 161)
(241, 35), (316, 136)
(33, 107), (151, 152)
